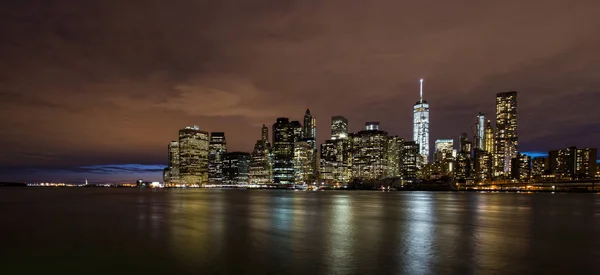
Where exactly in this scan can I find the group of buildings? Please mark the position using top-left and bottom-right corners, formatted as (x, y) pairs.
(163, 81), (598, 187)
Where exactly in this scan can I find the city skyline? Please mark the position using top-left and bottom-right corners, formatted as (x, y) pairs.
(2, 0), (600, 183)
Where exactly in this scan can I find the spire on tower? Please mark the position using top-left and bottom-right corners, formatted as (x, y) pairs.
(419, 78), (424, 103)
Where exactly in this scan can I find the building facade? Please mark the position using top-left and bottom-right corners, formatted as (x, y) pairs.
(413, 79), (430, 166)
(208, 132), (227, 184)
(223, 152), (251, 185)
(331, 116), (348, 140)
(272, 118), (295, 184)
(178, 126), (209, 185)
(495, 91), (518, 178)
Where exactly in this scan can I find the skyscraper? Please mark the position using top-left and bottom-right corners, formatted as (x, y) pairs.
(350, 127), (389, 180)
(433, 139), (455, 177)
(208, 132), (227, 184)
(303, 108), (316, 140)
(164, 141), (180, 184)
(331, 116), (348, 140)
(178, 126), (209, 185)
(320, 139), (351, 184)
(495, 91), (518, 178)
(290, 120), (303, 142)
(294, 138), (316, 184)
(400, 141), (419, 180)
(272, 118), (295, 184)
(222, 152), (251, 185)
(475, 112), (485, 150)
(483, 120), (495, 154)
(249, 139), (272, 185)
(261, 124), (269, 144)
(413, 79), (430, 166)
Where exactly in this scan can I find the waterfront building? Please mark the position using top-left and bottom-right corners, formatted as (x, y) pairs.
(178, 126), (209, 185)
(511, 153), (531, 181)
(349, 127), (389, 180)
(495, 91), (518, 178)
(272, 118), (295, 184)
(164, 141), (180, 184)
(400, 141), (419, 180)
(320, 139), (351, 184)
(249, 141), (272, 185)
(387, 136), (403, 178)
(208, 132), (227, 184)
(413, 79), (430, 166)
(222, 152), (251, 185)
(331, 116), (348, 140)
(294, 138), (317, 184)
(548, 146), (597, 180)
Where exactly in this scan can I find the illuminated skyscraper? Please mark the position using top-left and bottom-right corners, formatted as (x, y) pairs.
(331, 116), (348, 140)
(272, 118), (295, 184)
(294, 138), (317, 184)
(495, 91), (518, 178)
(350, 127), (389, 180)
(475, 112), (485, 150)
(208, 132), (227, 184)
(456, 133), (473, 181)
(223, 152), (251, 185)
(413, 79), (430, 165)
(178, 126), (209, 185)
(387, 136), (403, 178)
(249, 139), (272, 185)
(290, 120), (303, 142)
(434, 139), (454, 162)
(483, 120), (495, 154)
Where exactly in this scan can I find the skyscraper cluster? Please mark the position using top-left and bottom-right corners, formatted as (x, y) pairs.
(163, 81), (597, 187)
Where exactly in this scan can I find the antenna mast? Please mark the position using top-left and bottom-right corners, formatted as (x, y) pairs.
(419, 78), (424, 103)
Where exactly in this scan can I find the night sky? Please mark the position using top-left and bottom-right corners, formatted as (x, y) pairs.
(1, 0), (599, 183)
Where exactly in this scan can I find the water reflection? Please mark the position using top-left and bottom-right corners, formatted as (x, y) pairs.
(6, 189), (597, 274)
(403, 192), (435, 275)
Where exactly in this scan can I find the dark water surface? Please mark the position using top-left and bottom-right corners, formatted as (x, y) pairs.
(1, 189), (599, 274)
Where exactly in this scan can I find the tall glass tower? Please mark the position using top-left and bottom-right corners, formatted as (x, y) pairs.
(413, 78), (430, 166)
(495, 91), (518, 178)
(475, 112), (485, 150)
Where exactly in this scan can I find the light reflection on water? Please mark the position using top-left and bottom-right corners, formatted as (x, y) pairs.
(0, 189), (599, 274)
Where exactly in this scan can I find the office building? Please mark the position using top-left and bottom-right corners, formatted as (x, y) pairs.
(484, 120), (495, 154)
(272, 118), (295, 184)
(303, 109), (316, 140)
(320, 139), (351, 184)
(331, 116), (349, 140)
(222, 152), (251, 185)
(475, 112), (485, 150)
(413, 79), (430, 165)
(548, 146), (597, 180)
(511, 153), (531, 181)
(350, 128), (389, 180)
(294, 138), (317, 184)
(531, 157), (547, 179)
(400, 141), (419, 180)
(495, 91), (518, 178)
(178, 126), (209, 185)
(387, 136), (403, 178)
(164, 141), (180, 184)
(208, 132), (227, 184)
(249, 139), (272, 185)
